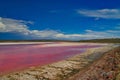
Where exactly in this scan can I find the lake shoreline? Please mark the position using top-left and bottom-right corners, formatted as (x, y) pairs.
(68, 46), (120, 80)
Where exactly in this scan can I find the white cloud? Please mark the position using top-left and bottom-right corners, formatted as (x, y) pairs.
(0, 17), (120, 40)
(0, 17), (30, 35)
(107, 30), (120, 33)
(49, 10), (58, 13)
(85, 30), (93, 33)
(115, 26), (120, 29)
(0, 17), (62, 39)
(77, 9), (120, 19)
(85, 29), (120, 38)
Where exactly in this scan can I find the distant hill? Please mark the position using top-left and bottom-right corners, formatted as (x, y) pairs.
(0, 38), (120, 43)
(79, 38), (120, 43)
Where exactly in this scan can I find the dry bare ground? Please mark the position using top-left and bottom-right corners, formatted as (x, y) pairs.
(68, 46), (120, 80)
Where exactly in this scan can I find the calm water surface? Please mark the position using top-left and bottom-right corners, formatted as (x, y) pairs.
(0, 43), (102, 74)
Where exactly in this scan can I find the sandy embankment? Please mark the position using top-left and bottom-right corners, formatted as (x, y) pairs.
(68, 46), (120, 80)
(0, 44), (118, 80)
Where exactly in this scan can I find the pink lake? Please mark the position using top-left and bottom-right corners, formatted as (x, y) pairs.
(0, 42), (103, 75)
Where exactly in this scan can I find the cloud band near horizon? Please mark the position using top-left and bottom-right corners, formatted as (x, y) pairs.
(0, 17), (120, 40)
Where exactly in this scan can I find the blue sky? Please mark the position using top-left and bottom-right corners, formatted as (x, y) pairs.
(0, 0), (120, 40)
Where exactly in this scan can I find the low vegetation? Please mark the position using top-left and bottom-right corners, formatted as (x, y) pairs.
(79, 38), (120, 43)
(0, 38), (120, 43)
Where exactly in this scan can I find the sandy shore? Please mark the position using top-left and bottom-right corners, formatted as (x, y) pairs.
(0, 42), (108, 46)
(0, 44), (118, 80)
(0, 42), (53, 45)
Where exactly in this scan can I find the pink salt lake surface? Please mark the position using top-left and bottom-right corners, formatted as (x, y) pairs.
(0, 42), (103, 75)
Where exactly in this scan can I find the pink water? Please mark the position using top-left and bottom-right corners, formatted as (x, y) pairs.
(0, 43), (102, 75)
